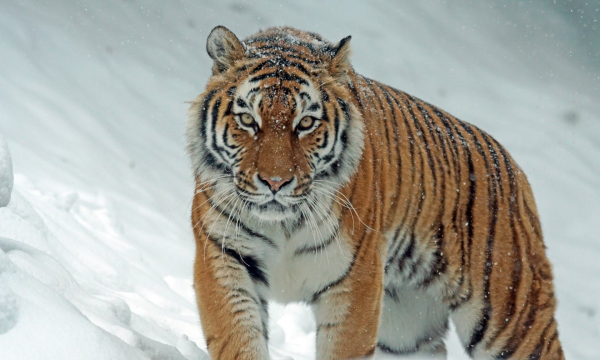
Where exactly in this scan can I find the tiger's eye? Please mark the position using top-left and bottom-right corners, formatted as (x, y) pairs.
(299, 116), (314, 129)
(241, 113), (255, 126)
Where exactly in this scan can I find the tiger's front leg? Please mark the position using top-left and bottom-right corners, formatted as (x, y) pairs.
(311, 234), (384, 360)
(193, 230), (269, 360)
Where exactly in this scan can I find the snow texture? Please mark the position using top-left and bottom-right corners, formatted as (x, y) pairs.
(0, 133), (13, 207)
(0, 1), (599, 359)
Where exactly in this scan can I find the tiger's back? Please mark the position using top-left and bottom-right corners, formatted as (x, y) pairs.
(349, 76), (562, 358)
(187, 26), (563, 359)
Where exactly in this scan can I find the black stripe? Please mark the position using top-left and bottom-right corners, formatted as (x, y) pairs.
(420, 104), (454, 188)
(348, 80), (364, 111)
(488, 136), (525, 344)
(417, 228), (448, 288)
(260, 298), (269, 341)
(409, 98), (449, 288)
(467, 307), (491, 356)
(222, 123), (239, 150)
(310, 254), (356, 303)
(237, 179), (258, 192)
(497, 348), (516, 359)
(384, 286), (399, 302)
(523, 197), (542, 240)
(221, 246), (269, 286)
(384, 227), (405, 274)
(397, 236), (416, 273)
(460, 121), (501, 348)
(307, 103), (320, 112)
(387, 90), (418, 232)
(319, 104), (341, 165)
(377, 321), (447, 355)
(210, 97), (222, 153)
(224, 98), (234, 116)
(337, 98), (351, 119)
(448, 115), (477, 311)
(248, 57), (311, 76)
(384, 92), (423, 280)
(444, 119), (484, 355)
(316, 321), (342, 336)
(543, 328), (559, 356)
(479, 131), (505, 197)
(453, 122), (496, 355)
(294, 224), (339, 256)
(527, 320), (555, 360)
(247, 51), (322, 65)
(236, 98), (248, 109)
(321, 89), (330, 102)
(200, 90), (219, 142)
(316, 130), (329, 150)
(405, 95), (437, 204)
(413, 102), (450, 237)
(208, 98), (235, 166)
(377, 342), (416, 356)
(250, 70), (308, 85)
(364, 80), (393, 168)
(299, 91), (311, 102)
(377, 84), (403, 229)
(409, 122), (426, 251)
(319, 104), (331, 123)
(226, 86), (237, 96)
(428, 106), (471, 307)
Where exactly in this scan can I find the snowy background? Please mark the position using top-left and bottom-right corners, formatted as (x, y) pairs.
(0, 1), (599, 359)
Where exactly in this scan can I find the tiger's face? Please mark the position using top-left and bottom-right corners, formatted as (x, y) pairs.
(187, 26), (364, 223)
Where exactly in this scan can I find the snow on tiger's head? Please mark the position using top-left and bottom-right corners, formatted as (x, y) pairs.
(186, 26), (364, 222)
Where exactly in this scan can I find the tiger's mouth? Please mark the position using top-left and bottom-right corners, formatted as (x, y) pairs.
(233, 174), (311, 221)
(257, 199), (287, 212)
(247, 199), (300, 221)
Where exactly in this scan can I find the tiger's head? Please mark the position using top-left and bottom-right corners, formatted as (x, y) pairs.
(187, 26), (364, 223)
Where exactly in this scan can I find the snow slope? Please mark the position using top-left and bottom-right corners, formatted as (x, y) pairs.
(0, 0), (599, 359)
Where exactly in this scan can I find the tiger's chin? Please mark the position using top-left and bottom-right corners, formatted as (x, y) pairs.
(249, 201), (300, 222)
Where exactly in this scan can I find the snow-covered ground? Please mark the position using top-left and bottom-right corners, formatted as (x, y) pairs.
(0, 1), (599, 359)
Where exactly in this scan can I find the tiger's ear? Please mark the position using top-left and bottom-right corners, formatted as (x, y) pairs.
(206, 26), (245, 74)
(329, 36), (352, 83)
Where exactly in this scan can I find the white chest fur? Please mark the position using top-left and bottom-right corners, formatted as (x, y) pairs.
(258, 221), (354, 304)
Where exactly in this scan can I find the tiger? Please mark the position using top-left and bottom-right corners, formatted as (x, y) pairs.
(186, 25), (564, 360)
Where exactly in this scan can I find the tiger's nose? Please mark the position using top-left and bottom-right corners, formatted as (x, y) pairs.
(258, 174), (293, 192)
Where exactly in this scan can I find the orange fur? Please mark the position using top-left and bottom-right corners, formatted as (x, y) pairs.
(187, 26), (564, 359)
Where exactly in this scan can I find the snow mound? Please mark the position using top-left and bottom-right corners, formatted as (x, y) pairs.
(0, 134), (13, 207)
(0, 177), (209, 360)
